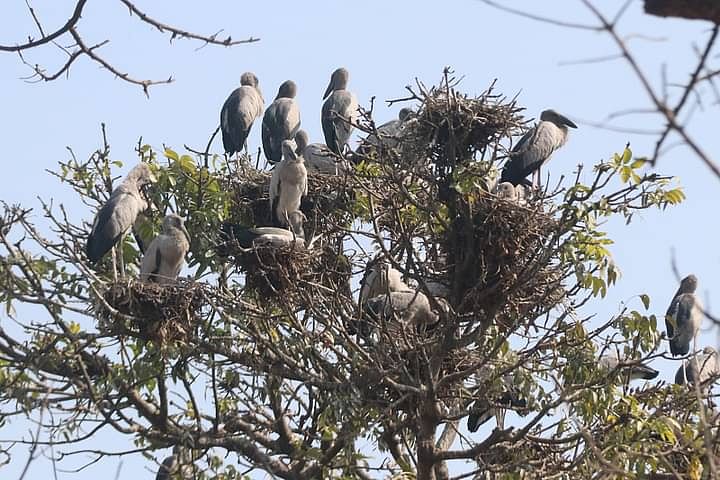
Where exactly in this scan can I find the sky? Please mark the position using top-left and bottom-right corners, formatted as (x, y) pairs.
(1, 0), (719, 478)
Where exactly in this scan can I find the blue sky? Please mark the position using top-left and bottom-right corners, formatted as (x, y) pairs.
(1, 0), (718, 478)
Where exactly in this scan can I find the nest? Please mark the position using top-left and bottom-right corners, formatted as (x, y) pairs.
(449, 193), (565, 328)
(229, 165), (357, 239)
(97, 279), (205, 344)
(228, 242), (351, 301)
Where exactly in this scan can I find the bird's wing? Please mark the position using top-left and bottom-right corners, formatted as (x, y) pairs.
(86, 188), (138, 262)
(278, 99), (301, 140)
(665, 297), (679, 339)
(321, 99), (340, 154)
(359, 267), (379, 307)
(220, 89), (241, 154)
(262, 105), (279, 163)
(269, 165), (281, 212)
(140, 237), (160, 280)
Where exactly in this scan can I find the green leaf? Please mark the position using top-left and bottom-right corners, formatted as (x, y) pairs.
(640, 294), (650, 310)
(164, 148), (179, 161)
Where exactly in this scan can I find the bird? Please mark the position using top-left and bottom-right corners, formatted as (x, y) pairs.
(675, 346), (720, 390)
(364, 290), (439, 331)
(358, 260), (409, 308)
(500, 109), (577, 187)
(294, 130), (348, 175)
(467, 375), (527, 432)
(495, 182), (518, 201)
(140, 214), (190, 284)
(86, 163), (156, 263)
(220, 72), (265, 157)
(665, 274), (703, 356)
(156, 445), (194, 480)
(269, 140), (308, 227)
(598, 350), (659, 381)
(357, 107), (414, 155)
(262, 80), (301, 164)
(219, 211), (307, 251)
(321, 67), (358, 156)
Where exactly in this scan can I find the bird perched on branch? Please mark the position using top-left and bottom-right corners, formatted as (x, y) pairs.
(598, 350), (659, 381)
(357, 107), (414, 156)
(322, 67), (358, 156)
(294, 130), (348, 175)
(666, 274), (703, 356)
(500, 109), (577, 187)
(467, 374), (527, 432)
(156, 445), (194, 480)
(675, 346), (720, 391)
(270, 140), (308, 227)
(86, 163), (156, 263)
(140, 214), (190, 284)
(220, 72), (264, 157)
(262, 80), (301, 164)
(219, 211), (307, 251)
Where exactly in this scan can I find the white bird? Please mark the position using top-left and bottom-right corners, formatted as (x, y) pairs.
(220, 72), (265, 156)
(322, 67), (358, 156)
(598, 350), (659, 381)
(86, 163), (156, 263)
(262, 80), (301, 164)
(156, 445), (194, 480)
(495, 182), (518, 201)
(666, 274), (703, 356)
(364, 290), (438, 329)
(358, 261), (409, 308)
(140, 214), (190, 284)
(269, 140), (308, 227)
(294, 130), (348, 175)
(675, 346), (720, 390)
(220, 211), (307, 250)
(500, 109), (577, 187)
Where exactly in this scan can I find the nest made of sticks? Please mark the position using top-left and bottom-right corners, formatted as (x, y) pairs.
(229, 165), (357, 238)
(447, 192), (565, 329)
(97, 279), (205, 344)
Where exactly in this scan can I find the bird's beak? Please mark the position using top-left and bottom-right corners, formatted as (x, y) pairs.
(559, 114), (577, 129)
(322, 78), (334, 100)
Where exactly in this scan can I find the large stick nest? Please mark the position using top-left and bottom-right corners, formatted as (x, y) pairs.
(96, 279), (205, 344)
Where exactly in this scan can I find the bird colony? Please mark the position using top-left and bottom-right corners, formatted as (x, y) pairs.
(24, 68), (714, 478)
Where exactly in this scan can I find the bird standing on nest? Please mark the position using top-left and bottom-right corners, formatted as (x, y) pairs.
(322, 67), (358, 156)
(140, 214), (190, 284)
(220, 72), (264, 157)
(86, 163), (157, 264)
(500, 109), (577, 188)
(262, 80), (301, 164)
(269, 140), (308, 228)
(665, 274), (703, 356)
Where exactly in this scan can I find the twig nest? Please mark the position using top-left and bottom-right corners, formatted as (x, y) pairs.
(449, 192), (564, 327)
(97, 279), (204, 344)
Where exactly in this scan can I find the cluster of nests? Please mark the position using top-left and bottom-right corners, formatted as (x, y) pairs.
(96, 279), (206, 345)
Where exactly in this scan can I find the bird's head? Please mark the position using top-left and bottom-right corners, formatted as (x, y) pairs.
(294, 130), (309, 154)
(323, 67), (349, 99)
(398, 107), (415, 122)
(496, 182), (516, 200)
(281, 140), (303, 163)
(680, 274), (698, 293)
(240, 72), (259, 88)
(129, 163), (157, 187)
(540, 109), (577, 129)
(163, 213), (190, 243)
(276, 80), (297, 100)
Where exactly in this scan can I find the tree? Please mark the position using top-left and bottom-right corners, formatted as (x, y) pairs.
(0, 69), (714, 480)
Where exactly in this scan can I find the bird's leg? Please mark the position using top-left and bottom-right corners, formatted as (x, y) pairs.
(110, 247), (118, 282)
(117, 239), (126, 279)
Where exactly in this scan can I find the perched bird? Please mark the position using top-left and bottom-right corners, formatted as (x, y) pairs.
(156, 445), (194, 480)
(262, 80), (301, 164)
(598, 350), (659, 381)
(364, 290), (438, 330)
(467, 375), (527, 432)
(357, 107), (414, 155)
(675, 346), (720, 390)
(294, 130), (348, 175)
(666, 274), (703, 356)
(86, 163), (156, 263)
(220, 72), (264, 156)
(269, 141), (308, 227)
(500, 109), (577, 187)
(140, 214), (190, 284)
(358, 261), (409, 308)
(322, 67), (358, 155)
(219, 211), (306, 251)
